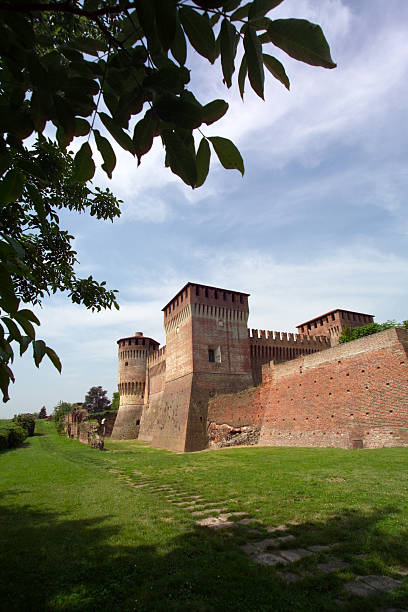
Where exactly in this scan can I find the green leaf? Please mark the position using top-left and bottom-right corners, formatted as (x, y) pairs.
(70, 37), (107, 56)
(155, 95), (202, 129)
(19, 336), (31, 357)
(179, 7), (216, 63)
(223, 0), (241, 11)
(202, 99), (229, 125)
(220, 18), (236, 88)
(267, 19), (337, 68)
(133, 111), (158, 164)
(1, 317), (22, 342)
(136, 0), (161, 55)
(262, 53), (290, 89)
(243, 25), (264, 99)
(171, 13), (187, 66)
(94, 129), (116, 179)
(238, 55), (248, 99)
(99, 112), (135, 155)
(14, 313), (35, 340)
(195, 137), (211, 188)
(0, 169), (25, 204)
(16, 309), (40, 326)
(73, 142), (96, 183)
(0, 362), (14, 402)
(45, 345), (62, 373)
(231, 2), (251, 21)
(161, 129), (197, 187)
(155, 0), (177, 51)
(249, 0), (284, 20)
(30, 90), (47, 133)
(33, 339), (46, 368)
(208, 136), (244, 175)
(0, 264), (19, 314)
(74, 118), (91, 137)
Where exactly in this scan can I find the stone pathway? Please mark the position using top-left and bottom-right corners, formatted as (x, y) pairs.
(106, 468), (406, 604)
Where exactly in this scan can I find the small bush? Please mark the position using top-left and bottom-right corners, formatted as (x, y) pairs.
(0, 422), (28, 450)
(338, 320), (408, 344)
(13, 414), (35, 437)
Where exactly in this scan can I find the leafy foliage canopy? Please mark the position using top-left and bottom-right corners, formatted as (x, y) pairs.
(0, 0), (335, 402)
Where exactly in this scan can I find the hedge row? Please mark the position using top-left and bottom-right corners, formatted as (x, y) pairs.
(0, 422), (28, 450)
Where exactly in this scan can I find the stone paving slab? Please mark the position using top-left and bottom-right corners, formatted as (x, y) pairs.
(278, 549), (313, 563)
(361, 575), (402, 592)
(276, 571), (303, 583)
(308, 545), (332, 553)
(344, 575), (402, 597)
(266, 525), (289, 533)
(344, 581), (377, 597)
(218, 512), (247, 520)
(196, 516), (235, 529)
(192, 507), (228, 516)
(317, 559), (350, 573)
(254, 552), (290, 567)
(241, 543), (259, 555)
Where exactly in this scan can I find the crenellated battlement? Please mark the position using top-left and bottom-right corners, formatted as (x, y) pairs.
(147, 345), (166, 366)
(248, 329), (330, 346)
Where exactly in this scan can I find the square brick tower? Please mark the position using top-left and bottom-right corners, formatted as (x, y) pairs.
(152, 282), (253, 451)
(297, 309), (374, 346)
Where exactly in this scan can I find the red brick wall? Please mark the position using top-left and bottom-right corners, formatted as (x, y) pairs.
(207, 386), (260, 428)
(258, 327), (408, 449)
(138, 390), (165, 442)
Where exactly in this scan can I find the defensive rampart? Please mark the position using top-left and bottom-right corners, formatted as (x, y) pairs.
(258, 327), (408, 449)
(249, 328), (330, 384)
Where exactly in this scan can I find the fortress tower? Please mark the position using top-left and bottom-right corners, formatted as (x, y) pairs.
(297, 309), (374, 345)
(111, 332), (159, 439)
(139, 282), (254, 452)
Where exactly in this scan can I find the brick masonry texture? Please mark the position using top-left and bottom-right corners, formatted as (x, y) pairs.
(258, 327), (408, 449)
(114, 282), (406, 452)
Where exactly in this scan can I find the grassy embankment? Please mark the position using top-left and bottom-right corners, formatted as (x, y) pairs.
(1, 420), (407, 611)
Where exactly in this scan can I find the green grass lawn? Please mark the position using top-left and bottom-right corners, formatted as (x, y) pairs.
(1, 421), (407, 611)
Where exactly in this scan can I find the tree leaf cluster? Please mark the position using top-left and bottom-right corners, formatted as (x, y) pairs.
(0, 0), (335, 190)
(338, 320), (408, 344)
(83, 386), (111, 415)
(0, 0), (335, 401)
(0, 139), (121, 401)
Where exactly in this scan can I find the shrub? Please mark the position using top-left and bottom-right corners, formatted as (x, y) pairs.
(0, 422), (28, 450)
(13, 413), (35, 436)
(338, 320), (408, 344)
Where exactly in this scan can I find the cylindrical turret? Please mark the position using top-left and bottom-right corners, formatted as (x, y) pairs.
(111, 332), (160, 439)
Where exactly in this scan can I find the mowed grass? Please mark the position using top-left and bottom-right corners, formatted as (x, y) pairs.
(0, 421), (407, 611)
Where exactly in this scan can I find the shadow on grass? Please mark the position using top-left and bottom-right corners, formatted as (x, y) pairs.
(0, 496), (407, 612)
(0, 441), (31, 455)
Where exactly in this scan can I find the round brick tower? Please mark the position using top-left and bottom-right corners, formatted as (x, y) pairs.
(111, 331), (159, 439)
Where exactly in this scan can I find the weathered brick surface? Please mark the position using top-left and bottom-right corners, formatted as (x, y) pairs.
(258, 328), (408, 449)
(112, 332), (159, 439)
(207, 387), (260, 428)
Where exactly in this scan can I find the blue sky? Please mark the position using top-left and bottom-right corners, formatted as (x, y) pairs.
(3, 0), (408, 418)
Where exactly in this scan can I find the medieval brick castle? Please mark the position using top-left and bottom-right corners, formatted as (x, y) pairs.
(112, 282), (408, 452)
